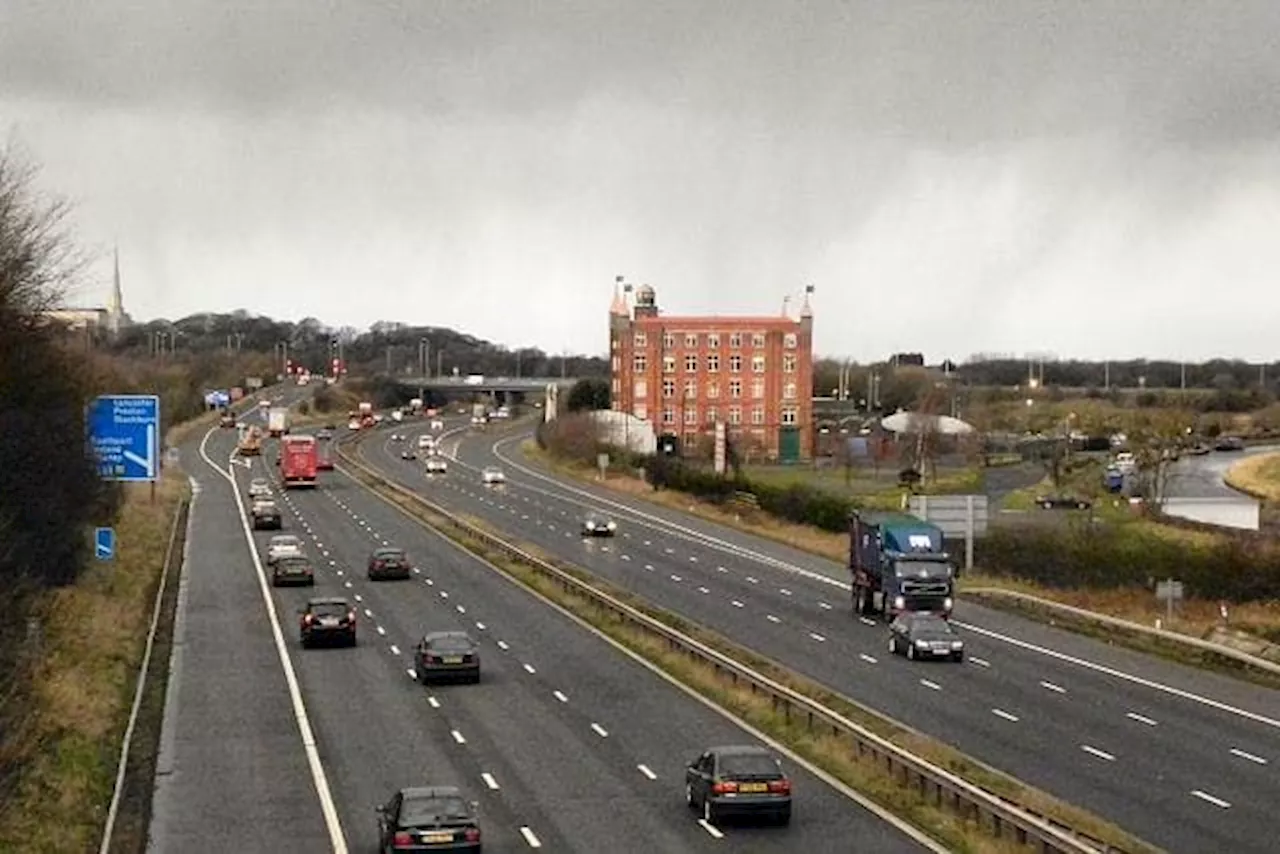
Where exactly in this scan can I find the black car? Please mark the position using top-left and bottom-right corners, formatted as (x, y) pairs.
(580, 514), (617, 537)
(685, 745), (791, 826)
(300, 597), (357, 647)
(272, 555), (315, 587)
(1035, 494), (1092, 510)
(368, 547), (412, 581)
(251, 500), (283, 530)
(888, 612), (965, 662)
(1215, 436), (1246, 452)
(376, 786), (481, 852)
(414, 632), (481, 684)
(401, 448), (418, 461)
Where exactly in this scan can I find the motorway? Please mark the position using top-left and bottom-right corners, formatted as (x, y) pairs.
(357, 417), (1280, 854)
(149, 401), (929, 852)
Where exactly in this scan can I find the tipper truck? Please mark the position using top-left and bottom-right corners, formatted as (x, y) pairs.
(237, 426), (263, 456)
(849, 511), (956, 620)
(280, 434), (318, 488)
(268, 406), (289, 437)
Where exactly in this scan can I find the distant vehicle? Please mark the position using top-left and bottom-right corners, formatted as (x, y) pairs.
(581, 514), (617, 537)
(417, 435), (435, 449)
(271, 555), (315, 587)
(266, 534), (304, 565)
(481, 467), (505, 485)
(299, 597), (356, 647)
(251, 500), (282, 530)
(1187, 443), (1211, 456)
(237, 426), (263, 456)
(685, 746), (791, 826)
(1215, 436), (1246, 452)
(391, 433), (404, 442)
(368, 546), (412, 581)
(219, 413), (236, 428)
(413, 632), (481, 684)
(316, 441), (334, 472)
(888, 612), (965, 662)
(347, 419), (361, 431)
(1036, 494), (1092, 510)
(1103, 467), (1125, 493)
(401, 448), (418, 461)
(495, 405), (510, 419)
(316, 429), (333, 441)
(281, 435), (318, 489)
(849, 512), (954, 621)
(248, 478), (272, 499)
(267, 406), (289, 438)
(391, 409), (404, 423)
(375, 786), (481, 852)
(425, 458), (449, 475)
(1113, 451), (1137, 473)
(324, 423), (338, 431)
(469, 415), (486, 427)
(430, 419), (444, 431)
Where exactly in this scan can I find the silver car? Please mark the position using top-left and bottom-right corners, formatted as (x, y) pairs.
(481, 467), (505, 485)
(266, 534), (304, 565)
(248, 478), (272, 498)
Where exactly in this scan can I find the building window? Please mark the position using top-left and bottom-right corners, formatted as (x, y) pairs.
(662, 354), (676, 373)
(782, 407), (797, 425)
(634, 331), (647, 347)
(728, 405), (742, 425)
(783, 382), (796, 400)
(611, 338), (618, 351)
(684, 333), (698, 348)
(684, 407), (699, 425)
(634, 379), (648, 399)
(706, 407), (718, 424)
(752, 379), (765, 399)
(683, 430), (699, 450)
(684, 353), (698, 372)
(634, 353), (648, 372)
(752, 355), (766, 373)
(752, 332), (765, 349)
(729, 332), (742, 348)
(662, 378), (675, 398)
(783, 353), (796, 373)
(707, 382), (720, 399)
(612, 378), (620, 396)
(611, 355), (620, 372)
(729, 379), (742, 398)
(784, 332), (797, 348)
(662, 407), (675, 425)
(707, 333), (720, 348)
(684, 379), (697, 399)
(633, 404), (647, 420)
(663, 331), (676, 349)
(729, 354), (742, 373)
(706, 353), (720, 372)
(751, 406), (765, 425)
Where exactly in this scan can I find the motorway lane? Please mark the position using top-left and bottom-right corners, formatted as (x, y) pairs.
(361, 422), (1280, 853)
(149, 425), (332, 852)
(258, 442), (931, 852)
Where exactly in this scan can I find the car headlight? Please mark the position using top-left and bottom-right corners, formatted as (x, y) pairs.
(915, 639), (929, 647)
(951, 641), (963, 649)
(893, 596), (905, 610)
(607, 521), (616, 530)
(943, 597), (953, 611)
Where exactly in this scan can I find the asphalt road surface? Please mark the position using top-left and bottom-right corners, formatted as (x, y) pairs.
(1165, 445), (1279, 499)
(148, 411), (930, 852)
(357, 418), (1280, 854)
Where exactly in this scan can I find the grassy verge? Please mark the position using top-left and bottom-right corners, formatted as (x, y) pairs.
(1224, 452), (1280, 502)
(342, 450), (1159, 854)
(521, 441), (1280, 677)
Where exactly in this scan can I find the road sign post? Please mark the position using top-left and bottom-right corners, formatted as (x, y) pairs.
(89, 395), (162, 498)
(95, 527), (115, 562)
(1155, 579), (1184, 627)
(908, 494), (990, 572)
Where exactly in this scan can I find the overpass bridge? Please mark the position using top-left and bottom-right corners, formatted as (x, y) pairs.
(394, 375), (581, 395)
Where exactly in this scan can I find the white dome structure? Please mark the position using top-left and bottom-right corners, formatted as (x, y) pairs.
(880, 411), (975, 435)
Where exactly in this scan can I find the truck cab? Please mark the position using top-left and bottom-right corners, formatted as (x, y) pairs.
(849, 512), (955, 620)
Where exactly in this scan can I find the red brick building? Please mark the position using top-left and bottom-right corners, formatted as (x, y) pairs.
(608, 283), (814, 462)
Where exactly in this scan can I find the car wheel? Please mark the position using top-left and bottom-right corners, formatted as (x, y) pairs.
(702, 797), (716, 825)
(776, 805), (792, 826)
(300, 636), (310, 649)
(952, 651), (965, 663)
(472, 672), (482, 684)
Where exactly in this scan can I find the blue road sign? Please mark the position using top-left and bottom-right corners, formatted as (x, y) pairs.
(89, 394), (162, 482)
(95, 527), (115, 561)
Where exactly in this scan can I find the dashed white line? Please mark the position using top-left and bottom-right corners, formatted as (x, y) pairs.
(858, 617), (877, 627)
(1230, 747), (1268, 765)
(427, 696), (440, 709)
(859, 653), (878, 664)
(716, 566), (727, 573)
(520, 826), (543, 848)
(590, 722), (609, 738)
(523, 663), (537, 674)
(697, 586), (710, 594)
(1126, 712), (1158, 726)
(439, 591), (449, 599)
(1040, 681), (1066, 694)
(1191, 789), (1231, 809)
(1081, 745), (1115, 762)
(731, 600), (744, 608)
(481, 772), (500, 790)
(456, 605), (466, 614)
(696, 819), (724, 839)
(406, 668), (417, 679)
(991, 708), (1020, 722)
(779, 588), (792, 596)
(354, 594), (363, 603)
(746, 576), (759, 584)
(475, 622), (486, 631)
(637, 764), (657, 780)
(497, 640), (510, 651)
(968, 656), (991, 668)
(670, 574), (683, 582)
(363, 608), (373, 618)
(389, 644), (400, 656)
(766, 615), (781, 623)
(425, 578), (434, 586)
(644, 564), (655, 571)
(919, 679), (942, 691)
(817, 601), (832, 610)
(450, 729), (466, 744)
(620, 554), (632, 561)
(376, 626), (386, 636)
(809, 632), (826, 642)
(553, 690), (568, 703)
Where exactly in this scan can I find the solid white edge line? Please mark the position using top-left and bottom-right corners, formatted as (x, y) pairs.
(1190, 789), (1231, 809)
(637, 764), (657, 780)
(481, 772), (500, 790)
(696, 819), (724, 839)
(199, 428), (348, 853)
(519, 826), (543, 847)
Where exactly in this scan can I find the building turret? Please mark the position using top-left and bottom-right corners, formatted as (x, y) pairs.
(633, 284), (658, 318)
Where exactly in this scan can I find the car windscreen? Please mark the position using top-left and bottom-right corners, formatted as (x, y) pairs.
(427, 636), (473, 652)
(272, 537), (301, 547)
(718, 753), (780, 778)
(400, 796), (471, 826)
(910, 617), (952, 634)
(311, 602), (348, 617)
(278, 558), (310, 571)
(376, 551), (406, 563)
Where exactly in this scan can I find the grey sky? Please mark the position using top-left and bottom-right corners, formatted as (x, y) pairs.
(4, 1), (1279, 361)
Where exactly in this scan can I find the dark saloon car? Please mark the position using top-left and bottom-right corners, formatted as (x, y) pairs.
(401, 448), (418, 461)
(368, 546), (412, 581)
(580, 513), (617, 537)
(299, 597), (357, 647)
(1215, 436), (1246, 452)
(685, 745), (791, 825)
(271, 555), (315, 587)
(1035, 494), (1092, 510)
(376, 786), (481, 852)
(251, 499), (283, 530)
(414, 632), (480, 684)
(888, 612), (965, 662)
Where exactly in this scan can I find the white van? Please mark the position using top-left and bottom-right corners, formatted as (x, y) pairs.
(418, 434), (435, 450)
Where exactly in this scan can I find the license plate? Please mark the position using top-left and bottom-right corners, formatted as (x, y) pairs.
(740, 782), (768, 793)
(423, 831), (453, 843)
(442, 656), (463, 664)
(319, 617), (338, 626)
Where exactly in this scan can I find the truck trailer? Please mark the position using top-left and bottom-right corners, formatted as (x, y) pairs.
(281, 434), (319, 488)
(849, 512), (955, 620)
(267, 406), (289, 437)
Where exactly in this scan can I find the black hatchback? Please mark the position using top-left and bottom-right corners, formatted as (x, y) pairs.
(414, 632), (480, 684)
(300, 598), (357, 648)
(888, 612), (965, 662)
(368, 547), (412, 581)
(685, 745), (791, 826)
(376, 786), (481, 851)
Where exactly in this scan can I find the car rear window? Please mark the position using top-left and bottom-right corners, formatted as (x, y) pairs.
(401, 796), (471, 825)
(718, 753), (780, 778)
(912, 617), (951, 633)
(428, 636), (473, 652)
(311, 602), (348, 617)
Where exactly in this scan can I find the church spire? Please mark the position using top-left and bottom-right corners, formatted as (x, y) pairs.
(108, 245), (123, 315)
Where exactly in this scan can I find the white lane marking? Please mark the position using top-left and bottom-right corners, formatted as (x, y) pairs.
(406, 668), (417, 679)
(780, 588), (792, 596)
(644, 540), (652, 546)
(520, 827), (543, 848)
(968, 657), (991, 668)
(697, 819), (724, 839)
(476, 622), (486, 631)
(376, 626), (386, 636)
(439, 591), (449, 599)
(523, 663), (537, 674)
(344, 580), (352, 588)
(1040, 681), (1066, 694)
(670, 574), (683, 582)
(697, 586), (710, 594)
(689, 555), (698, 562)
(451, 729), (466, 744)
(428, 696), (440, 708)
(859, 654), (878, 664)
(637, 764), (657, 780)
(456, 605), (466, 614)
(809, 632), (826, 642)
(553, 690), (568, 703)
(497, 640), (510, 650)
(425, 578), (434, 586)
(1191, 790), (1231, 809)
(621, 554), (632, 561)
(363, 608), (373, 618)
(766, 615), (781, 623)
(716, 566), (727, 573)
(858, 617), (877, 627)
(481, 772), (500, 790)
(991, 708), (1020, 722)
(818, 601), (832, 610)
(919, 679), (942, 691)
(956, 620), (1280, 731)
(1230, 747), (1268, 765)
(731, 600), (744, 608)
(1127, 712), (1158, 726)
(644, 563), (655, 571)
(389, 644), (400, 656)
(746, 576), (759, 584)
(664, 547), (674, 554)
(590, 722), (609, 737)
(1081, 745), (1115, 762)
(198, 430), (348, 853)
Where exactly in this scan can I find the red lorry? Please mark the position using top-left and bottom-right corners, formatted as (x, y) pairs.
(281, 434), (319, 488)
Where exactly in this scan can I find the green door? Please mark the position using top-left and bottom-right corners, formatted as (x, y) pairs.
(778, 427), (801, 463)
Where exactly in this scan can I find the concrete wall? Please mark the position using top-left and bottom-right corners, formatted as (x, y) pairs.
(1159, 497), (1260, 531)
